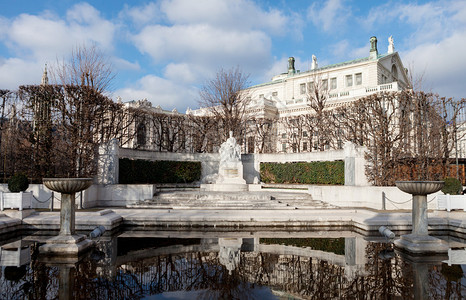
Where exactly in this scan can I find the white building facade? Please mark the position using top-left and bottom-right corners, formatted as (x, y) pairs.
(191, 36), (410, 154)
(125, 36), (411, 154)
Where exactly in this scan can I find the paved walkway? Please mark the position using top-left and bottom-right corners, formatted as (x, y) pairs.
(1, 208), (464, 238)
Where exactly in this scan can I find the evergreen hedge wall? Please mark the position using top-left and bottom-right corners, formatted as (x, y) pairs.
(119, 158), (201, 184)
(260, 161), (344, 185)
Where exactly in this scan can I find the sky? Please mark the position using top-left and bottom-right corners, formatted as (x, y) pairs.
(1, 0), (465, 112)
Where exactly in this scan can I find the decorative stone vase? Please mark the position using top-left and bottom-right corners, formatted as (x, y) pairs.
(394, 181), (449, 254)
(40, 178), (94, 256)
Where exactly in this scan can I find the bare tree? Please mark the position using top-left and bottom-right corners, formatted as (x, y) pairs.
(52, 43), (115, 94)
(199, 67), (250, 142)
(187, 114), (220, 153)
(249, 117), (274, 153)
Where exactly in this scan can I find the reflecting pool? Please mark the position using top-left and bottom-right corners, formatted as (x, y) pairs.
(1, 231), (465, 299)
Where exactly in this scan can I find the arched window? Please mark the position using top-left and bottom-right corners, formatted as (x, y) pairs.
(136, 122), (146, 146)
(391, 64), (398, 81)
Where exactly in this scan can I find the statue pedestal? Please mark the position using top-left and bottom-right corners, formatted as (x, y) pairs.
(204, 161), (247, 192)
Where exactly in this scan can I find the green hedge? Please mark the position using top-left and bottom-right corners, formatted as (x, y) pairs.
(260, 161), (344, 185)
(119, 158), (201, 184)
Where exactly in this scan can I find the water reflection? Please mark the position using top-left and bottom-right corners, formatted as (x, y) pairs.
(0, 233), (465, 299)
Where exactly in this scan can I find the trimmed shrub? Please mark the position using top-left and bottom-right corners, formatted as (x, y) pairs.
(442, 177), (463, 195)
(119, 159), (201, 184)
(7, 173), (29, 192)
(260, 161), (344, 185)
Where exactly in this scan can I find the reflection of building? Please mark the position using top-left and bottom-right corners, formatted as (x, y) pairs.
(123, 36), (410, 154)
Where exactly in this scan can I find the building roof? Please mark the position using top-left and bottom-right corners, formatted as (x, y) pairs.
(248, 53), (393, 90)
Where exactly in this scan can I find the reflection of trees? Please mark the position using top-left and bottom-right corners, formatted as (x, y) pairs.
(1, 242), (465, 299)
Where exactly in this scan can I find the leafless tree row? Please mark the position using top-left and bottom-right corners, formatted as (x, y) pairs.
(278, 88), (466, 185)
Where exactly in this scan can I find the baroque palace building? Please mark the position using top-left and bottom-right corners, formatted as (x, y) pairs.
(124, 36), (411, 154)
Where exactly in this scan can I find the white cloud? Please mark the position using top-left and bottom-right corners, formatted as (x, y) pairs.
(0, 58), (44, 89)
(119, 2), (161, 27)
(112, 57), (140, 71)
(132, 23), (271, 77)
(164, 63), (198, 84)
(307, 0), (349, 32)
(363, 1), (466, 46)
(114, 74), (199, 111)
(2, 3), (116, 61)
(403, 31), (466, 98)
(160, 0), (289, 35)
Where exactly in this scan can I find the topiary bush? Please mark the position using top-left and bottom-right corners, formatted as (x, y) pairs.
(7, 173), (29, 192)
(441, 177), (463, 195)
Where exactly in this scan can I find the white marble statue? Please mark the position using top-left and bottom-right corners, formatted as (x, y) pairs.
(219, 131), (241, 164)
(388, 36), (395, 54)
(311, 54), (318, 70)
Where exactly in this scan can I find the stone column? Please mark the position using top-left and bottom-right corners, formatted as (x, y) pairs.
(60, 193), (75, 235)
(344, 142), (369, 186)
(97, 139), (119, 185)
(412, 195), (428, 236)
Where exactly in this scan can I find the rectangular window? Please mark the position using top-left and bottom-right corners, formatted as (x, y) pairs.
(282, 143), (286, 152)
(292, 143), (297, 153)
(355, 73), (362, 85)
(281, 133), (286, 138)
(272, 91), (278, 96)
(303, 142), (307, 151)
(300, 83), (306, 94)
(303, 131), (308, 137)
(346, 75), (353, 87)
(322, 79), (328, 90)
(307, 81), (315, 92)
(330, 78), (337, 90)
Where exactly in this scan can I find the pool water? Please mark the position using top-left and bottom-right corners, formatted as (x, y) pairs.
(1, 233), (465, 299)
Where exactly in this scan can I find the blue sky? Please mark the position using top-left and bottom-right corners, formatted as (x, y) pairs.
(1, 0), (465, 112)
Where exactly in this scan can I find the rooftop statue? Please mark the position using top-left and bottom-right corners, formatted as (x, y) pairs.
(219, 131), (241, 164)
(311, 55), (318, 70)
(388, 36), (395, 54)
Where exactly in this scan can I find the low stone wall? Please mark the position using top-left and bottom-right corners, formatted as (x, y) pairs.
(309, 185), (442, 210)
(93, 184), (156, 207)
(0, 184), (92, 209)
(112, 142), (368, 186)
(0, 183), (156, 209)
(0, 183), (443, 210)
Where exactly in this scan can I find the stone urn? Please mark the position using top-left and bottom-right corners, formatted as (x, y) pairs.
(394, 181), (449, 253)
(40, 178), (94, 256)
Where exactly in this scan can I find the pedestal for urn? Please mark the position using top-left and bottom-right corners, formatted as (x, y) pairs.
(394, 181), (449, 254)
(40, 178), (94, 256)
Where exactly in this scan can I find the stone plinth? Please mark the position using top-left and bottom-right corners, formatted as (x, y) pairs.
(40, 178), (94, 256)
(394, 181), (449, 254)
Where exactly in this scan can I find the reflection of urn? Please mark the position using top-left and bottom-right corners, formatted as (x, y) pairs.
(40, 178), (94, 256)
(394, 181), (449, 253)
